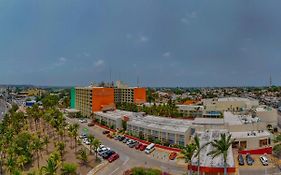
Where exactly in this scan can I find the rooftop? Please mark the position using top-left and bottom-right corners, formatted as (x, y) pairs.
(192, 130), (235, 168)
(95, 110), (135, 120)
(128, 115), (192, 133)
(193, 118), (224, 125)
(231, 130), (271, 139)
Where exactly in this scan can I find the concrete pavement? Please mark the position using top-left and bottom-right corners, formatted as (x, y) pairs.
(65, 117), (187, 175)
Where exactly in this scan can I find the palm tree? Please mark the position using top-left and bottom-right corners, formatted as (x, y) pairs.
(181, 143), (196, 175)
(77, 148), (88, 166)
(92, 138), (101, 160)
(88, 135), (95, 154)
(72, 124), (79, 152)
(32, 136), (44, 169)
(16, 155), (28, 170)
(56, 142), (65, 163)
(193, 135), (208, 175)
(207, 133), (235, 175)
(6, 156), (16, 174)
(61, 163), (77, 175)
(43, 136), (50, 153)
(40, 157), (59, 175)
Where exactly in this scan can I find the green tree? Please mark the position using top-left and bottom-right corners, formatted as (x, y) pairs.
(88, 134), (95, 154)
(193, 135), (208, 175)
(77, 148), (88, 165)
(32, 136), (44, 169)
(92, 138), (101, 160)
(61, 163), (77, 175)
(207, 133), (235, 175)
(40, 157), (59, 175)
(56, 142), (65, 163)
(181, 143), (196, 175)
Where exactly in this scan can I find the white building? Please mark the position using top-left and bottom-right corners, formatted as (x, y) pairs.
(176, 105), (204, 118)
(203, 97), (259, 112)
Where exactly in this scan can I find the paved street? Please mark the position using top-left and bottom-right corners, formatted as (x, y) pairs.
(239, 167), (281, 175)
(65, 117), (187, 175)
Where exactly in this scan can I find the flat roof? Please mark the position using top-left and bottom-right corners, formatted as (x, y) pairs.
(218, 97), (256, 102)
(176, 105), (204, 111)
(193, 130), (235, 168)
(193, 118), (224, 125)
(95, 110), (134, 121)
(231, 130), (271, 139)
(128, 115), (192, 133)
(223, 112), (243, 125)
(255, 105), (274, 112)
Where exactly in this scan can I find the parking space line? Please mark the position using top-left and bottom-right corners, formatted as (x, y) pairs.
(108, 167), (120, 175)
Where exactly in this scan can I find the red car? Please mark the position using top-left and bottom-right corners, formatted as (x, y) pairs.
(108, 153), (119, 163)
(169, 152), (177, 160)
(139, 144), (146, 151)
(135, 143), (142, 150)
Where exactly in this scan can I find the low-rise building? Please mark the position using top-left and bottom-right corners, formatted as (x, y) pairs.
(254, 105), (278, 129)
(127, 115), (192, 146)
(203, 97), (259, 112)
(176, 105), (204, 118)
(191, 130), (235, 175)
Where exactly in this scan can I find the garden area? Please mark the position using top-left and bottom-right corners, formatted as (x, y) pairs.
(0, 95), (101, 175)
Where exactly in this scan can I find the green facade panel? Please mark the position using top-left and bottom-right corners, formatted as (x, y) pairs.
(70, 87), (76, 109)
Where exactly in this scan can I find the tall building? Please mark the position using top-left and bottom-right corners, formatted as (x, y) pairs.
(70, 81), (146, 116)
(71, 87), (115, 117)
(114, 80), (146, 104)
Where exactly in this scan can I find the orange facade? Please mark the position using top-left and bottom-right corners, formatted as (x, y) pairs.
(92, 88), (115, 112)
(134, 88), (147, 104)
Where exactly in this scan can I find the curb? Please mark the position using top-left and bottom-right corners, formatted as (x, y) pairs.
(87, 160), (109, 175)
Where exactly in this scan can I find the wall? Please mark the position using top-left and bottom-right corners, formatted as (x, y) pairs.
(92, 88), (115, 112)
(134, 88), (146, 104)
(239, 147), (272, 155)
(70, 87), (76, 109)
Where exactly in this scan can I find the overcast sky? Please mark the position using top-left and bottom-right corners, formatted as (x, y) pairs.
(0, 0), (280, 87)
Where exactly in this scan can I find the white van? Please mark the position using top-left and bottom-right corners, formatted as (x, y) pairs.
(145, 143), (155, 154)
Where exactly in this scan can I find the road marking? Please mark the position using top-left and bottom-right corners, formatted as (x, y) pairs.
(122, 156), (130, 166)
(108, 167), (120, 175)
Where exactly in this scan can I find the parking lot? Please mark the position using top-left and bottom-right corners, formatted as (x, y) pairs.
(235, 152), (276, 169)
(66, 117), (188, 175)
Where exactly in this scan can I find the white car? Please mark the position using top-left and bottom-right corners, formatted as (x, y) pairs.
(79, 119), (87, 123)
(260, 155), (268, 166)
(83, 138), (90, 145)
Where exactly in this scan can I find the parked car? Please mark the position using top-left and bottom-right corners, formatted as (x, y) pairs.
(79, 133), (87, 139)
(98, 148), (111, 156)
(87, 122), (95, 126)
(129, 141), (138, 148)
(127, 139), (135, 145)
(238, 154), (244, 166)
(134, 142), (140, 149)
(139, 144), (146, 151)
(107, 134), (114, 139)
(108, 153), (119, 163)
(246, 154), (254, 166)
(123, 138), (129, 143)
(118, 136), (125, 141)
(79, 119), (87, 123)
(169, 152), (177, 160)
(260, 155), (268, 166)
(83, 138), (90, 145)
(101, 150), (116, 159)
(114, 135), (120, 140)
(103, 130), (110, 135)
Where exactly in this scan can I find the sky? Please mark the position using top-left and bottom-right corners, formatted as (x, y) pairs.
(0, 0), (280, 87)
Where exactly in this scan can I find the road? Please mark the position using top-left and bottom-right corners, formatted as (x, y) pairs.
(239, 167), (281, 175)
(65, 117), (187, 175)
(0, 99), (9, 120)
